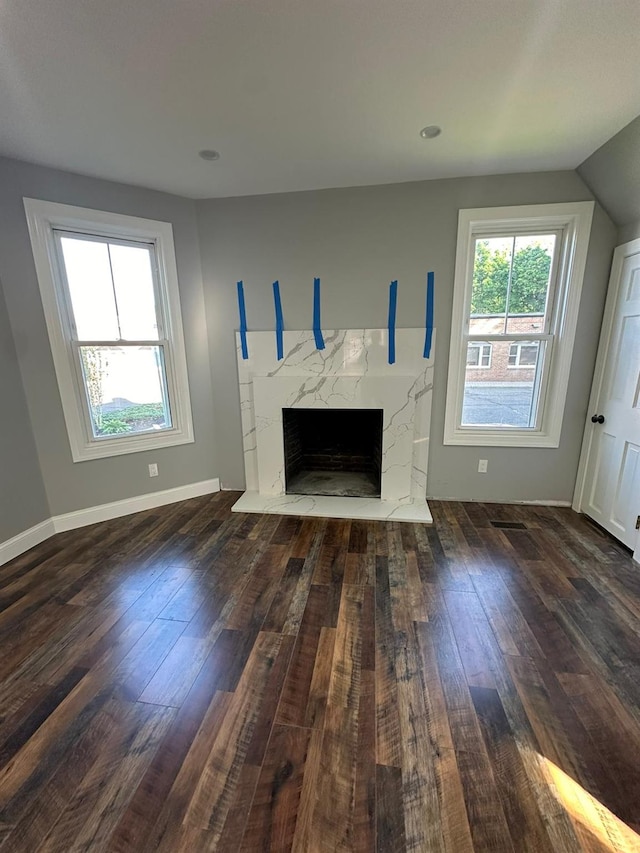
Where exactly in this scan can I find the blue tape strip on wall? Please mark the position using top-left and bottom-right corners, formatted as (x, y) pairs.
(237, 280), (249, 360)
(273, 280), (284, 360)
(423, 271), (434, 359)
(313, 277), (325, 350)
(388, 280), (397, 364)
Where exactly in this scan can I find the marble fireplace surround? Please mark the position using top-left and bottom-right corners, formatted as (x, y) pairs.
(232, 329), (434, 523)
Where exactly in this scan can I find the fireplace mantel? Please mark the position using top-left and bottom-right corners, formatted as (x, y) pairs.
(232, 329), (434, 523)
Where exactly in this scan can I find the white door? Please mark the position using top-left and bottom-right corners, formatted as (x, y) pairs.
(577, 238), (640, 549)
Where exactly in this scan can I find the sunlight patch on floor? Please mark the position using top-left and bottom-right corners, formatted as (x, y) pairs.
(546, 759), (640, 852)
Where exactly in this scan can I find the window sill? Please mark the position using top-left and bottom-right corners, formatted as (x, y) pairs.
(70, 426), (194, 462)
(443, 429), (560, 448)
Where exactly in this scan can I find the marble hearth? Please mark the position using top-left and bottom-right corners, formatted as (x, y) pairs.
(232, 329), (434, 522)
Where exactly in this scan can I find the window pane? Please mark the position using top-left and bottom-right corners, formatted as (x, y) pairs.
(470, 234), (556, 337)
(471, 237), (513, 317)
(60, 237), (119, 340)
(109, 244), (159, 340)
(519, 344), (539, 366)
(59, 235), (159, 342)
(466, 345), (480, 366)
(462, 339), (546, 428)
(506, 234), (555, 333)
(79, 345), (171, 438)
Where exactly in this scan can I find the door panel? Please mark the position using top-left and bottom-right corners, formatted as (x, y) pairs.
(611, 441), (640, 537)
(608, 315), (640, 403)
(581, 244), (640, 549)
(588, 431), (615, 517)
(625, 259), (640, 301)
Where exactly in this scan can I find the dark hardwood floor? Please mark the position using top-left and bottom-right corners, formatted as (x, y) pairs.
(0, 492), (639, 851)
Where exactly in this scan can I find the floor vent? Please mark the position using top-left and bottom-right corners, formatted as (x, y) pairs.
(491, 521), (527, 530)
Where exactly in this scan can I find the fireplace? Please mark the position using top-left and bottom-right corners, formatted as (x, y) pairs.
(283, 408), (383, 497)
(232, 328), (434, 523)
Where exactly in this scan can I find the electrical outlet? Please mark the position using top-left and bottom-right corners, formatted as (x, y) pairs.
(478, 459), (488, 473)
(148, 463), (158, 478)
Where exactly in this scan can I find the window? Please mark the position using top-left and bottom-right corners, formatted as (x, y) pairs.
(466, 342), (492, 368)
(508, 342), (539, 368)
(445, 202), (594, 447)
(24, 199), (194, 461)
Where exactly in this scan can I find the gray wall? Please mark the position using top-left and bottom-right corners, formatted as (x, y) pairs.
(0, 156), (217, 516)
(0, 277), (50, 540)
(0, 156), (617, 529)
(197, 171), (616, 503)
(578, 114), (640, 244)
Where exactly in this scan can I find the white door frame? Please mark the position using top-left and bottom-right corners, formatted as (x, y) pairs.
(572, 236), (640, 563)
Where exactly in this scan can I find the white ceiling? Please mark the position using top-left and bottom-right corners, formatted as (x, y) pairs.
(1, 0), (639, 199)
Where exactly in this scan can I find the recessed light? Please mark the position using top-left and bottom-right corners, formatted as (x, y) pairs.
(198, 149), (220, 161)
(419, 126), (441, 139)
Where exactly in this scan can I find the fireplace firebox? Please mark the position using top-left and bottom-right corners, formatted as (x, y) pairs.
(283, 408), (383, 498)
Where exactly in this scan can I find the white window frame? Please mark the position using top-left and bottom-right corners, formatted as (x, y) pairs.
(444, 202), (594, 447)
(24, 199), (194, 462)
(466, 342), (492, 369)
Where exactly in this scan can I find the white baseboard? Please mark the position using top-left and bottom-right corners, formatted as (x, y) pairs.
(504, 499), (572, 507)
(0, 518), (56, 567)
(428, 496), (572, 507)
(52, 478), (221, 532)
(0, 478), (220, 566)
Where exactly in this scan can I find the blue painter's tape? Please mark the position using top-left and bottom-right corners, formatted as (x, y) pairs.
(423, 271), (434, 359)
(388, 280), (397, 364)
(237, 280), (249, 359)
(313, 277), (325, 350)
(273, 280), (284, 360)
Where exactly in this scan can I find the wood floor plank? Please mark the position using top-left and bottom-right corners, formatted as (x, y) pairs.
(444, 589), (497, 689)
(393, 623), (445, 852)
(111, 617), (186, 702)
(311, 583), (364, 850)
(353, 668), (375, 853)
(39, 701), (175, 853)
(0, 604), (84, 683)
(262, 557), (305, 633)
(138, 634), (214, 708)
(375, 556), (402, 768)
(245, 634), (296, 766)
(414, 620), (455, 754)
(0, 689), (114, 848)
(454, 744), (516, 853)
(434, 748), (474, 853)
(215, 764), (261, 853)
(239, 724), (311, 852)
(0, 681), (48, 742)
(108, 633), (247, 852)
(280, 533), (323, 636)
(312, 518), (350, 586)
(183, 632), (283, 840)
(344, 552), (371, 586)
(472, 571), (545, 659)
(276, 585), (331, 727)
(138, 691), (233, 853)
(301, 626), (336, 730)
(290, 727), (324, 853)
(0, 666), (87, 772)
(289, 517), (323, 559)
(505, 655), (609, 807)
(470, 685), (555, 853)
(376, 764), (406, 853)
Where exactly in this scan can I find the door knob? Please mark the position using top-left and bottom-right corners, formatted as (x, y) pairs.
(591, 414), (605, 424)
